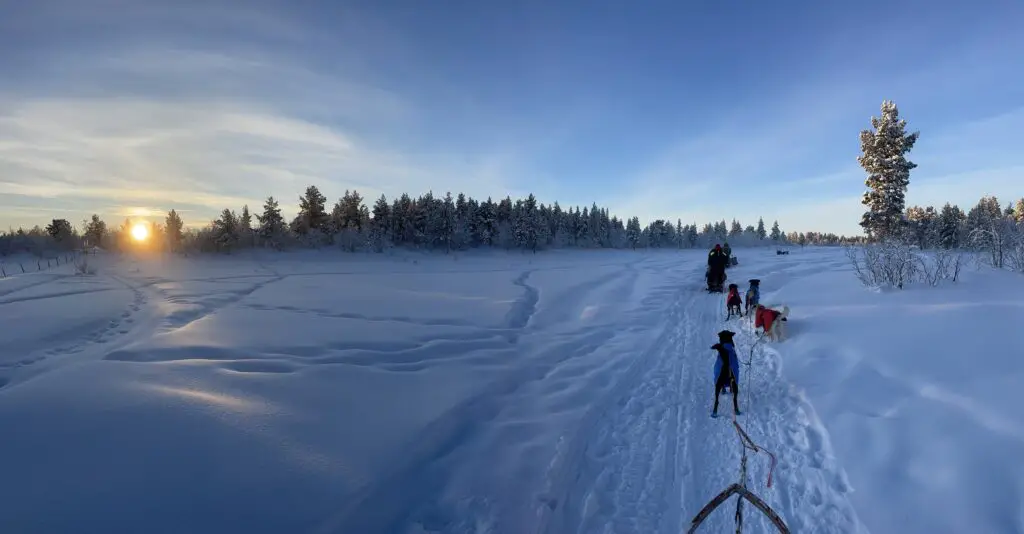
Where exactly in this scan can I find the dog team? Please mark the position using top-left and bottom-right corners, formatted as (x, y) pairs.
(725, 278), (788, 341)
(711, 278), (789, 418)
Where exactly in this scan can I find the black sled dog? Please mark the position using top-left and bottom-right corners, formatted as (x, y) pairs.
(726, 283), (743, 319)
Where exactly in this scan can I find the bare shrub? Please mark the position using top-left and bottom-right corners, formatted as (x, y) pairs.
(1004, 223), (1024, 273)
(915, 248), (966, 286)
(845, 241), (919, 289)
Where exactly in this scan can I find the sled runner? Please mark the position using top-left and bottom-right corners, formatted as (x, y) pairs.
(687, 415), (790, 533)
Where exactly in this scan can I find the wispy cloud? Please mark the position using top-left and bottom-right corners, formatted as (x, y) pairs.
(1, 1), (1021, 236)
(0, 0), (544, 229)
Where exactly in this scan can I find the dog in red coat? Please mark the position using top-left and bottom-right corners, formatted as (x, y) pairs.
(754, 304), (789, 341)
(726, 283), (743, 319)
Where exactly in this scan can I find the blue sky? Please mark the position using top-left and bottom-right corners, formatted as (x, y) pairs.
(1, 0), (1022, 235)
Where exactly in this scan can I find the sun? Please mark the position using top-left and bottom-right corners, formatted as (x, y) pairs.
(130, 222), (150, 242)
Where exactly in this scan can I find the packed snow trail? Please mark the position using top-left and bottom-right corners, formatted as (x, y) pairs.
(541, 257), (865, 534)
(539, 269), (704, 534)
(677, 261), (864, 534)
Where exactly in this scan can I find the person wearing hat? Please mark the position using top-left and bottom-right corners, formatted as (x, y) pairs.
(706, 244), (728, 291)
(710, 329), (741, 417)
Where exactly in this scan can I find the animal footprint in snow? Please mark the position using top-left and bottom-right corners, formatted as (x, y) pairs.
(808, 486), (824, 506)
(787, 427), (810, 451)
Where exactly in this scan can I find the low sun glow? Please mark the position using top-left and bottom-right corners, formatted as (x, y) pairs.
(131, 222), (150, 242)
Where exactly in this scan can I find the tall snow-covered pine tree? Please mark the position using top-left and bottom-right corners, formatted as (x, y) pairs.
(858, 100), (920, 241)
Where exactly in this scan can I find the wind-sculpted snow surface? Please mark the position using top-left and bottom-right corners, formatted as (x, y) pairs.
(0, 246), (1021, 533)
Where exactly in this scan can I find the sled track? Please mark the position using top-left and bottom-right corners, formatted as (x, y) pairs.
(539, 283), (697, 534)
(674, 280), (863, 533)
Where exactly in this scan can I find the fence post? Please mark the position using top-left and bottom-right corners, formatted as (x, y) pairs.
(1, 267), (6, 278)
(38, 260), (42, 270)
(20, 263), (25, 273)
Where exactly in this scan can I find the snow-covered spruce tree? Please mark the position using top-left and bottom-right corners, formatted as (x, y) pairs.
(770, 220), (782, 242)
(684, 224), (697, 248)
(45, 218), (76, 250)
(84, 214), (108, 249)
(550, 203), (569, 248)
(936, 203), (965, 249)
(368, 194), (391, 252)
(572, 207), (588, 247)
(511, 194), (539, 252)
(966, 195), (1014, 268)
(213, 208), (239, 252)
(390, 194), (414, 245)
(624, 217), (640, 249)
(536, 203), (553, 248)
(474, 198), (497, 247)
(292, 185), (330, 242)
(729, 219), (743, 239)
(858, 100), (920, 241)
(256, 196), (287, 249)
(238, 205), (253, 249)
(411, 191), (434, 247)
(331, 190), (368, 251)
(439, 192), (456, 253)
(904, 205), (939, 249)
(452, 193), (472, 250)
(164, 210), (184, 252)
(756, 217), (766, 240)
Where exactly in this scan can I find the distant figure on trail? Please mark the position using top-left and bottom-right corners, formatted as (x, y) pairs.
(711, 330), (741, 417)
(706, 244), (728, 291)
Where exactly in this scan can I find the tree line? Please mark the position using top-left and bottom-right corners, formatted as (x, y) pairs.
(2, 188), (838, 256)
(3, 100), (1020, 261)
(3, 185), (1018, 260)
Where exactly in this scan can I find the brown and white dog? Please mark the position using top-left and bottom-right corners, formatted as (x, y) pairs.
(754, 304), (789, 341)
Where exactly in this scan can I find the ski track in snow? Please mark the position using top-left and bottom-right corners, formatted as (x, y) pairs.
(0, 270), (161, 390)
(313, 260), (652, 534)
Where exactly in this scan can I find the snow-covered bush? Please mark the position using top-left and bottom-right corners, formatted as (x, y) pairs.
(1004, 223), (1024, 273)
(845, 241), (919, 289)
(968, 220), (1015, 269)
(334, 227), (367, 252)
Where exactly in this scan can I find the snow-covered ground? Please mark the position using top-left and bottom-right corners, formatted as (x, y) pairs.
(0, 246), (1021, 534)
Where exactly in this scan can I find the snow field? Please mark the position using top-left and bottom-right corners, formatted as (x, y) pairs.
(1, 246), (1021, 533)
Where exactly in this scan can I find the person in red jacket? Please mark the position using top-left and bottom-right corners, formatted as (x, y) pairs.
(754, 304), (789, 340)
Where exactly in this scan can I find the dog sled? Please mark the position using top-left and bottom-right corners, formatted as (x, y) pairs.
(706, 267), (726, 293)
